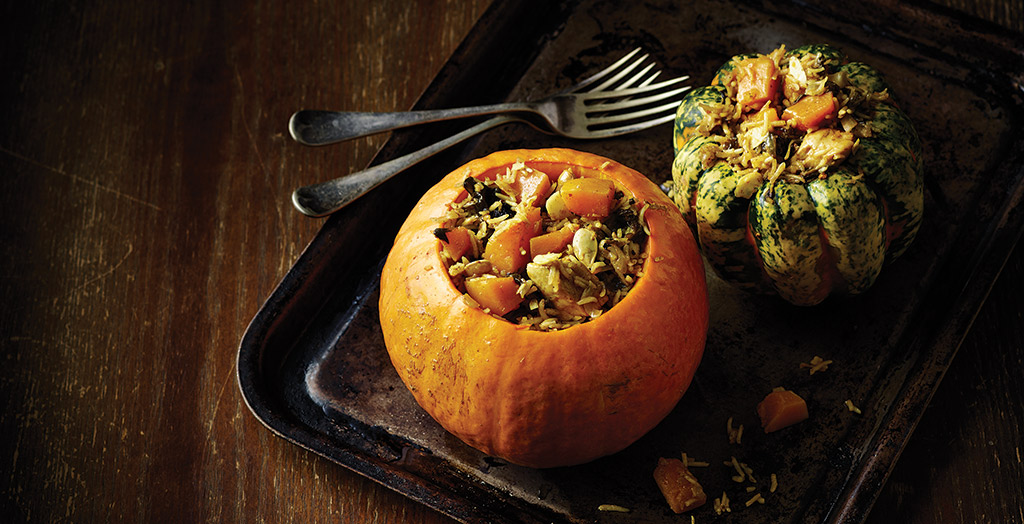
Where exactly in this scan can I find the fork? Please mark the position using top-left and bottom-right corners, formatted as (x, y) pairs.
(289, 48), (689, 146)
(291, 49), (689, 217)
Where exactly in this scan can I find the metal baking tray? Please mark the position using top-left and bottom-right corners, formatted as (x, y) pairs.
(238, 0), (1024, 522)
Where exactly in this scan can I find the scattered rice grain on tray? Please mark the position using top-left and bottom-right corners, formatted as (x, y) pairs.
(742, 462), (756, 484)
(597, 504), (630, 513)
(800, 355), (833, 375)
(714, 492), (731, 514)
(770, 473), (778, 493)
(845, 399), (863, 414)
(745, 493), (765, 507)
(727, 416), (745, 444)
(681, 452), (709, 467)
(727, 456), (746, 483)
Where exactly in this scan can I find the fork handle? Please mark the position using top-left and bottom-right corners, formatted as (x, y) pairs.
(292, 115), (516, 217)
(289, 103), (526, 146)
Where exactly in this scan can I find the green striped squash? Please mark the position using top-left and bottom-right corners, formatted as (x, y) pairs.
(668, 44), (923, 305)
(672, 85), (729, 156)
(788, 44), (845, 70)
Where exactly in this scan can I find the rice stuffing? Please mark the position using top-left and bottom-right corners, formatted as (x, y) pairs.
(435, 161), (648, 331)
(676, 44), (892, 204)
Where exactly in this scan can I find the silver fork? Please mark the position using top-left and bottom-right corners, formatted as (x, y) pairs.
(291, 49), (689, 217)
(289, 48), (689, 145)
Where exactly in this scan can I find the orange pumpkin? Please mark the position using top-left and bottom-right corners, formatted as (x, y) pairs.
(378, 148), (709, 468)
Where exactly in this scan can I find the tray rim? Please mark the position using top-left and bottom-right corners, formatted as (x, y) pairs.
(237, 1), (1024, 522)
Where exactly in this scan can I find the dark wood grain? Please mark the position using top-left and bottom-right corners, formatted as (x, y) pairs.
(867, 242), (1024, 522)
(0, 1), (1020, 523)
(0, 2), (490, 522)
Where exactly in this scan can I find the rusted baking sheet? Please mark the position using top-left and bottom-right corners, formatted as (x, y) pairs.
(238, 0), (1024, 522)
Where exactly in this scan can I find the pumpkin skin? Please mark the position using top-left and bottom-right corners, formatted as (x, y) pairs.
(669, 44), (924, 306)
(379, 148), (708, 468)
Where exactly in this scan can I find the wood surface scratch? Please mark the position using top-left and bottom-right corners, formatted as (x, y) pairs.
(55, 242), (135, 305)
(0, 145), (163, 211)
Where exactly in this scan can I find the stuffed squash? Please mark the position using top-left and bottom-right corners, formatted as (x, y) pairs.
(379, 148), (708, 468)
(668, 44), (923, 306)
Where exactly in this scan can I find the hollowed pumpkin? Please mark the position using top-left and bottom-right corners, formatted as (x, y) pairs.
(379, 148), (709, 468)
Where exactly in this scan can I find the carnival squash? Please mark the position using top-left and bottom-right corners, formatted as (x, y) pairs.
(379, 148), (708, 468)
(668, 44), (924, 306)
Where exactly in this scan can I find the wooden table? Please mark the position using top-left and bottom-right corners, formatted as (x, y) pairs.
(1, 1), (1021, 522)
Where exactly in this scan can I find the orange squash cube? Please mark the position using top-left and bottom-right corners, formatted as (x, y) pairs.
(560, 178), (616, 218)
(757, 387), (809, 433)
(439, 226), (474, 261)
(513, 169), (554, 206)
(464, 276), (522, 315)
(483, 218), (535, 274)
(529, 226), (576, 258)
(736, 56), (780, 110)
(782, 93), (837, 131)
(653, 457), (707, 513)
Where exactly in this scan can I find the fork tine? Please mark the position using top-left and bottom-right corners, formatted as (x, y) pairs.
(586, 52), (652, 94)
(563, 48), (643, 94)
(587, 57), (652, 93)
(598, 62), (659, 95)
(584, 99), (689, 127)
(629, 69), (663, 92)
(581, 75), (690, 102)
(584, 111), (679, 139)
(576, 48), (688, 137)
(614, 62), (656, 91)
(582, 86), (692, 115)
(558, 48), (688, 139)
(601, 68), (661, 96)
